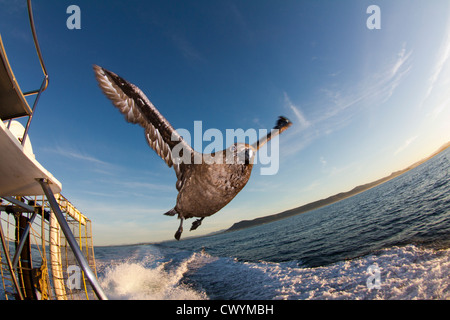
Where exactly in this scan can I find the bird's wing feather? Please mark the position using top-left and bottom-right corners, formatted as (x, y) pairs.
(93, 65), (192, 188)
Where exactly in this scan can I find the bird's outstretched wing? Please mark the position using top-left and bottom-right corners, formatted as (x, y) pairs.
(93, 65), (193, 188)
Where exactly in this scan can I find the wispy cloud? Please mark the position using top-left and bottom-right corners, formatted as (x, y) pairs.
(283, 92), (311, 130)
(310, 45), (412, 133)
(120, 180), (173, 193)
(430, 97), (450, 120)
(66, 151), (108, 165)
(227, 3), (253, 41)
(424, 23), (450, 100)
(170, 34), (204, 62)
(75, 200), (166, 220)
(282, 44), (413, 158)
(394, 136), (418, 155)
(300, 180), (321, 193)
(331, 44), (412, 115)
(391, 44), (412, 77)
(149, 14), (203, 63)
(280, 92), (315, 157)
(0, 0), (26, 14)
(328, 162), (358, 177)
(47, 145), (110, 166)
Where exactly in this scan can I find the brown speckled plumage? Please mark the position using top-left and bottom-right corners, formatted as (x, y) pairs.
(94, 65), (292, 240)
(174, 149), (254, 219)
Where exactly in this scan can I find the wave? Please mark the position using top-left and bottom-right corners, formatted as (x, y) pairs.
(96, 244), (450, 300)
(97, 251), (210, 300)
(246, 244), (450, 300)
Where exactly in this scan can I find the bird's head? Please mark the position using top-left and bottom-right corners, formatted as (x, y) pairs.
(274, 116), (292, 133)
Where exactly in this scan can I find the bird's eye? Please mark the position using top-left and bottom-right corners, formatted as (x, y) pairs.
(230, 145), (237, 152)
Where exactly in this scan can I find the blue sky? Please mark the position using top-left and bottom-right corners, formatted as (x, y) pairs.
(1, 0), (449, 245)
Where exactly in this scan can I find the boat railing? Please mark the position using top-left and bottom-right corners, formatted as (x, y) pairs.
(20, 0), (49, 147)
(0, 192), (105, 300)
(0, 0), (108, 300)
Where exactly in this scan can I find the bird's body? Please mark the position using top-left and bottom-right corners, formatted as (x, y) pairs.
(94, 65), (291, 240)
(171, 146), (254, 219)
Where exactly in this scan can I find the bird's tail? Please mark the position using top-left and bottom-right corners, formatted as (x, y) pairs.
(164, 208), (178, 216)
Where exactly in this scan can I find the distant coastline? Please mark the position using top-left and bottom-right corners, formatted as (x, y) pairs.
(226, 141), (450, 233)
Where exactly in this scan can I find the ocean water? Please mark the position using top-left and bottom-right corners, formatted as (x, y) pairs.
(96, 148), (450, 300)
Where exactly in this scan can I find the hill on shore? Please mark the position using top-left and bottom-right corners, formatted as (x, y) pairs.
(226, 141), (450, 233)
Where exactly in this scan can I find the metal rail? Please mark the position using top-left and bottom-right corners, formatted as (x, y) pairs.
(0, 221), (24, 300)
(21, 0), (50, 147)
(23, 0), (49, 95)
(12, 210), (38, 268)
(21, 75), (48, 146)
(37, 179), (108, 300)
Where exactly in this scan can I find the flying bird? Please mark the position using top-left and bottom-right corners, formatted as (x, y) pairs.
(93, 65), (292, 240)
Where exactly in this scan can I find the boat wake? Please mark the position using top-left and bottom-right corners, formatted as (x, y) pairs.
(97, 251), (209, 300)
(95, 244), (450, 300)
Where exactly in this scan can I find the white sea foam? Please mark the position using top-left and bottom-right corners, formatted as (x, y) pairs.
(99, 252), (209, 300)
(95, 244), (449, 300)
(244, 244), (450, 300)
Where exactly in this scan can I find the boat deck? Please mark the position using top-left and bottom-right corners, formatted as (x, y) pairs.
(0, 119), (62, 196)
